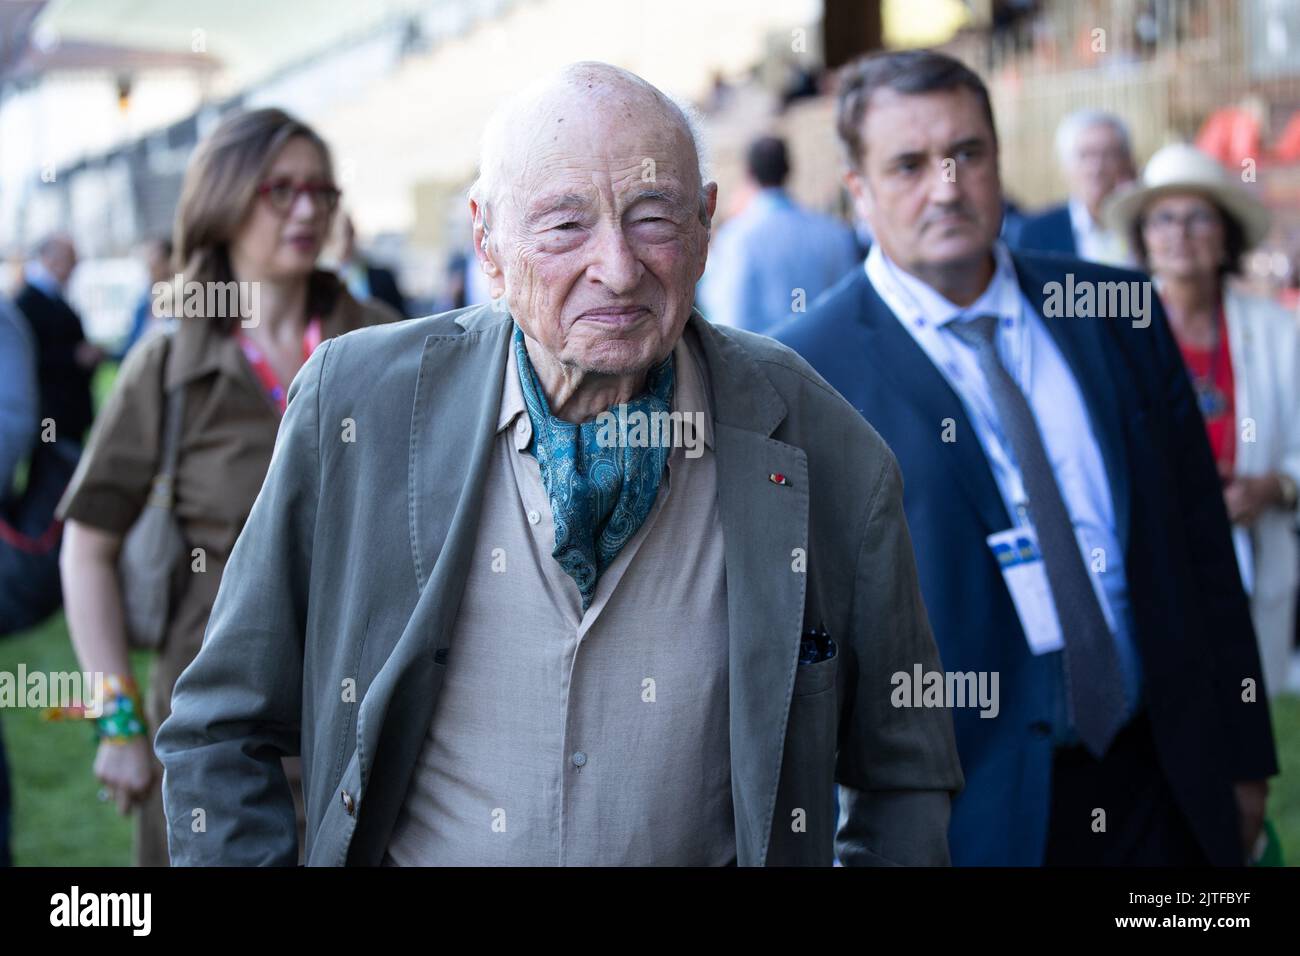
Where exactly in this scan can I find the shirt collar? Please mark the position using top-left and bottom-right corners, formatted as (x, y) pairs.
(1068, 195), (1101, 239)
(499, 327), (716, 454)
(868, 239), (1020, 329)
(750, 187), (792, 212)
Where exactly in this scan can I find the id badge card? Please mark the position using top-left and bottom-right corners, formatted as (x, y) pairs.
(987, 526), (1064, 655)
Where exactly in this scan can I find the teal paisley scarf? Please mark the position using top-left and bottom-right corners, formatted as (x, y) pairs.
(513, 324), (674, 611)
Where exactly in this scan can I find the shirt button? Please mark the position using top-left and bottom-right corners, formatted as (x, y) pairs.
(340, 789), (356, 815)
(1030, 721), (1052, 739)
(571, 751), (587, 768)
(516, 419), (528, 435)
(527, 509), (540, 525)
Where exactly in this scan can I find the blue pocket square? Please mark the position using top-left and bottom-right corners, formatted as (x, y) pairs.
(798, 626), (836, 665)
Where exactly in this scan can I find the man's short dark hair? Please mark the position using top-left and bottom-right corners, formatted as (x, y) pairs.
(835, 49), (997, 167)
(746, 136), (790, 188)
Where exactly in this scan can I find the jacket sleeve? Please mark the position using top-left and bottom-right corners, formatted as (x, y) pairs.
(835, 450), (965, 865)
(0, 299), (37, 485)
(155, 337), (333, 865)
(1147, 297), (1278, 781)
(54, 330), (166, 534)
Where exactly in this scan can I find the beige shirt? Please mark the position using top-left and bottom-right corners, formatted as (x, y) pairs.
(384, 327), (735, 865)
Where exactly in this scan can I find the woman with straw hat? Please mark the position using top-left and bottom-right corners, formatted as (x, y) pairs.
(1107, 142), (1300, 698)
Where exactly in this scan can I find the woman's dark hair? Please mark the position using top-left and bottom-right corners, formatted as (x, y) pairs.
(1130, 193), (1246, 279)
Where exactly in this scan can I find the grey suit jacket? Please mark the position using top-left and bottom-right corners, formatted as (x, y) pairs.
(156, 306), (964, 866)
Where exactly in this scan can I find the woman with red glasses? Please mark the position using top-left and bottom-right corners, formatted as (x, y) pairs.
(55, 108), (400, 865)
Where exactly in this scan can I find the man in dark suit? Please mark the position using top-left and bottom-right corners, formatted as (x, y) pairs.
(774, 49), (1276, 866)
(1016, 110), (1135, 265)
(15, 235), (102, 446)
(330, 213), (409, 318)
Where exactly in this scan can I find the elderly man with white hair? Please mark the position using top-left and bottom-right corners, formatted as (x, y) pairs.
(156, 62), (962, 867)
(1016, 110), (1136, 266)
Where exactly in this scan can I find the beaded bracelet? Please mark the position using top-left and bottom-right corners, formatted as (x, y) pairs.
(94, 673), (147, 744)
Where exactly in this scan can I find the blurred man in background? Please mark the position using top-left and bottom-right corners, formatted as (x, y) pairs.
(1016, 110), (1136, 266)
(15, 235), (103, 449)
(699, 135), (859, 332)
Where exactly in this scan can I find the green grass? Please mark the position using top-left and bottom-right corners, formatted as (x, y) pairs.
(1269, 691), (1300, 862)
(0, 613), (153, 866)
(2, 610), (1298, 865)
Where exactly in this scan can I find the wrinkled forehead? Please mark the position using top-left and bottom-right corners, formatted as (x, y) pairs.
(501, 84), (699, 214)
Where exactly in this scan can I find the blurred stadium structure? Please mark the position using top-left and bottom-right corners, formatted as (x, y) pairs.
(2, 0), (1300, 342)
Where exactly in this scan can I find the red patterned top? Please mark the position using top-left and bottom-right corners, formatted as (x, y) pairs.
(1178, 308), (1236, 480)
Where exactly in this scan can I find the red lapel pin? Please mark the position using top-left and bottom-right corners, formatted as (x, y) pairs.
(768, 472), (790, 486)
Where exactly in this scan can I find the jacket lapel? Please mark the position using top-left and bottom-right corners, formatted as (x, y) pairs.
(855, 276), (1011, 534)
(692, 317), (809, 866)
(349, 306), (511, 857)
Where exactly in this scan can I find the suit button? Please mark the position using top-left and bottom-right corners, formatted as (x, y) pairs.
(341, 789), (356, 815)
(1030, 721), (1052, 738)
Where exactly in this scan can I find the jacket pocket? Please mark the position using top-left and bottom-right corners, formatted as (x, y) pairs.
(793, 655), (839, 697)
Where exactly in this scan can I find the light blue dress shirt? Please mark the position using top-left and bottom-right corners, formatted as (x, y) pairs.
(866, 242), (1143, 740)
(700, 188), (860, 333)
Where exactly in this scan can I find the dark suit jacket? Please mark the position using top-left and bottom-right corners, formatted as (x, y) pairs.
(1015, 204), (1077, 257)
(15, 283), (95, 442)
(365, 264), (407, 318)
(156, 307), (964, 866)
(774, 252), (1278, 866)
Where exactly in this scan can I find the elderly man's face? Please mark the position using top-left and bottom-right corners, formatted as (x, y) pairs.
(478, 97), (715, 377)
(1067, 123), (1133, 214)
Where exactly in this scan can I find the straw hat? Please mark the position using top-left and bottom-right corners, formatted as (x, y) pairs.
(1104, 142), (1271, 249)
